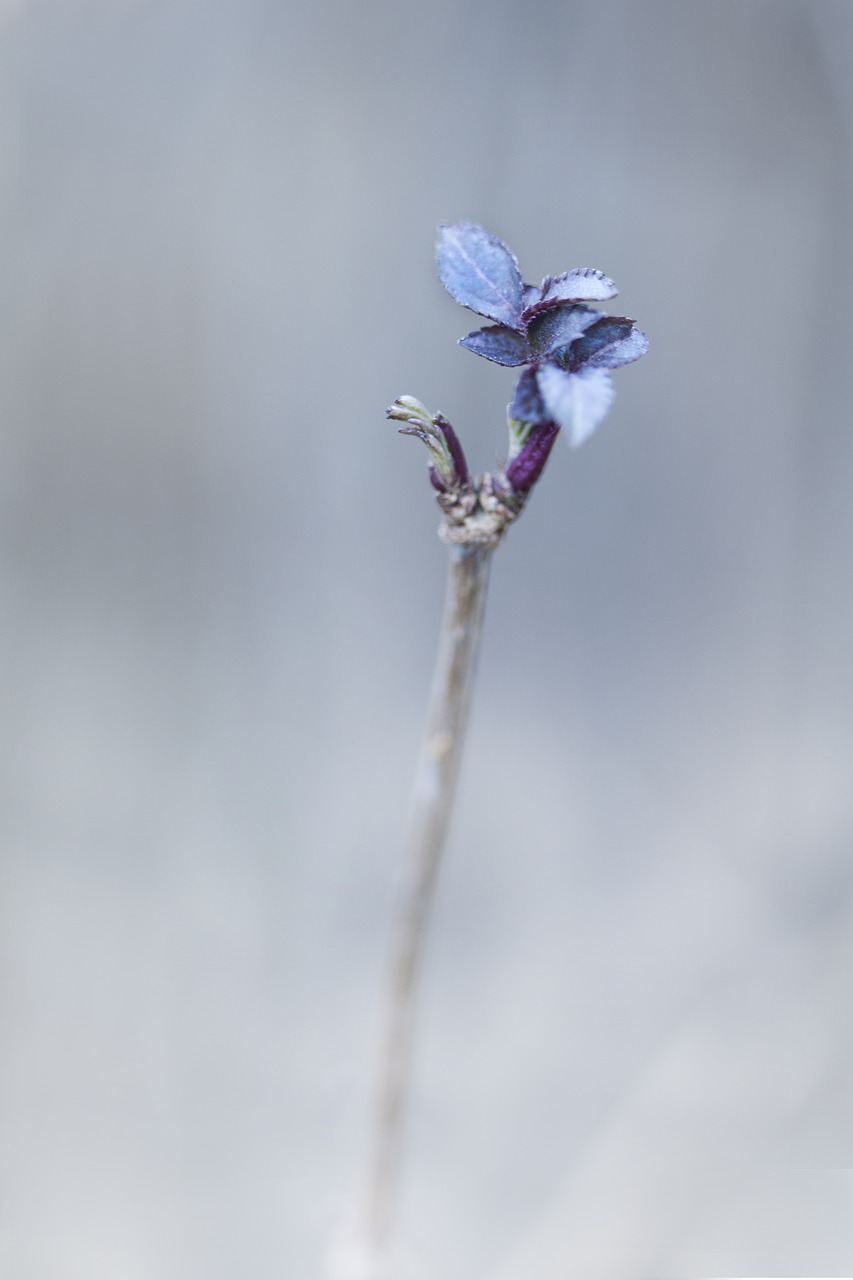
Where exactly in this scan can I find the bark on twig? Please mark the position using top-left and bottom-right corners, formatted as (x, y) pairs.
(365, 541), (492, 1255)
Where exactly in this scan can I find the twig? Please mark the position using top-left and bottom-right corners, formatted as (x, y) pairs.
(365, 541), (492, 1256)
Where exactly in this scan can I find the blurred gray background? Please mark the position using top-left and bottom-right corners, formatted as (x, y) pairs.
(3, 1), (853, 1276)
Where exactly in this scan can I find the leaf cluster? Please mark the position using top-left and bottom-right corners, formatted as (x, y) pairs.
(436, 223), (648, 448)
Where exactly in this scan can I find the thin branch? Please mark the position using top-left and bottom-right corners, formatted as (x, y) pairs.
(366, 541), (493, 1256)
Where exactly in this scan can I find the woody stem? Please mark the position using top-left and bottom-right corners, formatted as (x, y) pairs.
(365, 540), (493, 1253)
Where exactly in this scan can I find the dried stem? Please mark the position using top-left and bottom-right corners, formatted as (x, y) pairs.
(365, 541), (493, 1257)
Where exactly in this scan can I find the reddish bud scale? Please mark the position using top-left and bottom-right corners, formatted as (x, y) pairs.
(505, 421), (560, 492)
(435, 414), (470, 489)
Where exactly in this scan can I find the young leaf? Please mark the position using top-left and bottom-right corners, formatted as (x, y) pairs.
(522, 282), (541, 309)
(536, 364), (614, 447)
(575, 324), (649, 370)
(436, 222), (525, 329)
(528, 304), (602, 358)
(459, 325), (532, 366)
(543, 267), (618, 303)
(522, 268), (618, 321)
(509, 366), (547, 425)
(563, 316), (632, 368)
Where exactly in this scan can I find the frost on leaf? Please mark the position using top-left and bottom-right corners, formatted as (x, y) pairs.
(570, 322), (650, 370)
(521, 283), (541, 310)
(536, 364), (615, 447)
(459, 326), (532, 366)
(522, 269), (619, 321)
(436, 223), (525, 330)
(541, 268), (618, 304)
(528, 304), (602, 358)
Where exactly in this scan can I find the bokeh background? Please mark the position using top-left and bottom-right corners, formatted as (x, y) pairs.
(4, 1), (853, 1276)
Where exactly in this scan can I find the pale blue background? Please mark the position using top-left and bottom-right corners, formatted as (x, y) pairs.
(3, 1), (853, 1276)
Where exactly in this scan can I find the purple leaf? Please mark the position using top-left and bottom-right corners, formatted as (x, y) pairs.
(459, 325), (532, 366)
(543, 267), (618, 303)
(585, 327), (649, 369)
(522, 268), (618, 320)
(506, 421), (560, 491)
(509, 367), (547, 425)
(522, 283), (541, 310)
(528, 304), (602, 358)
(436, 223), (524, 329)
(565, 317), (632, 366)
(536, 364), (614, 447)
(568, 317), (649, 370)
